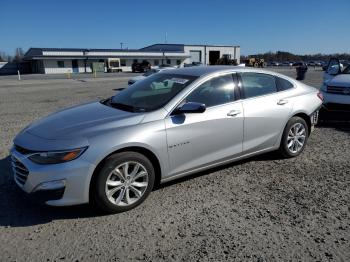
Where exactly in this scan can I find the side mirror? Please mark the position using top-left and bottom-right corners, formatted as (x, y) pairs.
(173, 102), (206, 114)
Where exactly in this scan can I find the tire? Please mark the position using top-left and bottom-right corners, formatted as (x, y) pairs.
(92, 152), (155, 213)
(278, 116), (309, 158)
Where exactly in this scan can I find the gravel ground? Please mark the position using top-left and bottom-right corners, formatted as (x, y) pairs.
(0, 68), (349, 261)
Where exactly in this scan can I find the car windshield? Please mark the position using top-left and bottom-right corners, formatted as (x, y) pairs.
(107, 73), (198, 112)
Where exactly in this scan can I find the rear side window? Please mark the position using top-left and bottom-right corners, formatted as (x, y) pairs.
(240, 73), (277, 99)
(186, 74), (235, 107)
(276, 76), (294, 91)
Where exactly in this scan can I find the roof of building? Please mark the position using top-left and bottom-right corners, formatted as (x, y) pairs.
(24, 44), (240, 60)
(140, 44), (185, 52)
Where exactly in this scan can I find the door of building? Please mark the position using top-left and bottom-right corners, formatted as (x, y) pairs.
(72, 60), (79, 73)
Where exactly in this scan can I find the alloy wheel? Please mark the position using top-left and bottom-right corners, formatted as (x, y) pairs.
(105, 161), (149, 206)
(287, 123), (306, 154)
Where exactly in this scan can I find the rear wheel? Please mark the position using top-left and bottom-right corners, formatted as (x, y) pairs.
(92, 152), (155, 213)
(278, 116), (309, 158)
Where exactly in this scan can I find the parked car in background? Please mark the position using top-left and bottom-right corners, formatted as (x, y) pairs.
(320, 58), (350, 120)
(316, 61), (326, 67)
(128, 68), (172, 85)
(281, 61), (293, 66)
(270, 61), (280, 66)
(11, 66), (322, 213)
(157, 64), (178, 69)
(293, 61), (307, 67)
(184, 62), (203, 67)
(132, 60), (151, 73)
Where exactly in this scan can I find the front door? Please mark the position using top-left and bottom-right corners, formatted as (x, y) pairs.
(72, 59), (79, 73)
(165, 73), (244, 177)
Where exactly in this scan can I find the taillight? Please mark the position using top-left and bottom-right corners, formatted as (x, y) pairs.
(317, 91), (324, 101)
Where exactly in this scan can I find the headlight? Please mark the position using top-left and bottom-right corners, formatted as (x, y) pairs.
(28, 147), (87, 164)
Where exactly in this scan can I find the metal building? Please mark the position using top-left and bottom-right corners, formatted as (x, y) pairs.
(23, 44), (240, 74)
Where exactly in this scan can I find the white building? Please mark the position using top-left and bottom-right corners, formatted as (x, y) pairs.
(24, 44), (240, 74)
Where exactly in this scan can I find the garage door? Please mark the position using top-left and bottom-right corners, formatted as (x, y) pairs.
(190, 51), (201, 63)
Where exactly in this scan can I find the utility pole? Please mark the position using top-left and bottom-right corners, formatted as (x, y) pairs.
(120, 42), (124, 49)
(165, 32), (168, 44)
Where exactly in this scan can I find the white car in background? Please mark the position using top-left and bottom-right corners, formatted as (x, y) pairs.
(128, 68), (172, 85)
(320, 58), (350, 120)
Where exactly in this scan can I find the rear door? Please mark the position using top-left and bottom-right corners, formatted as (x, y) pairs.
(239, 72), (293, 154)
(165, 73), (244, 176)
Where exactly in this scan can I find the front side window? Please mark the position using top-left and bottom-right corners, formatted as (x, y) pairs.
(342, 65), (350, 74)
(276, 76), (294, 91)
(57, 61), (64, 68)
(108, 73), (198, 112)
(120, 59), (126, 66)
(185, 74), (235, 107)
(240, 73), (277, 99)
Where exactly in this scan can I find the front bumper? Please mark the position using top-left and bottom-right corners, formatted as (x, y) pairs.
(10, 148), (96, 206)
(320, 90), (350, 120)
(321, 90), (350, 108)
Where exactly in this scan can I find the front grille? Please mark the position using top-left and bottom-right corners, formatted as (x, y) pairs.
(324, 103), (350, 112)
(327, 86), (350, 95)
(11, 155), (29, 186)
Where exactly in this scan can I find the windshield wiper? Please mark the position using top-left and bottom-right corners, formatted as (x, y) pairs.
(109, 101), (146, 113)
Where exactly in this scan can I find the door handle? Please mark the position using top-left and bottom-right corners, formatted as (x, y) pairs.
(227, 110), (241, 117)
(277, 99), (289, 105)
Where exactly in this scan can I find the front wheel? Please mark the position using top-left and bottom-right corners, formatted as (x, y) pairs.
(92, 152), (155, 213)
(278, 116), (309, 158)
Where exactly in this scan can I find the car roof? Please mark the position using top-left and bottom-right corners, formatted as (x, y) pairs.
(159, 66), (283, 78)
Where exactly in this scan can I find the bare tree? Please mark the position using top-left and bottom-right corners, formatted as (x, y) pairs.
(13, 47), (25, 63)
(0, 51), (9, 62)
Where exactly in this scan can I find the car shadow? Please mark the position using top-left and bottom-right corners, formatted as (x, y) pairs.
(0, 156), (102, 227)
(0, 150), (282, 227)
(155, 151), (281, 190)
(317, 120), (350, 135)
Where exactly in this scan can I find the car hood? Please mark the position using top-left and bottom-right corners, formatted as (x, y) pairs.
(327, 74), (350, 87)
(20, 101), (145, 141)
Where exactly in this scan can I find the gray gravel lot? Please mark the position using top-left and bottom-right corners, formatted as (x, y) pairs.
(0, 68), (349, 261)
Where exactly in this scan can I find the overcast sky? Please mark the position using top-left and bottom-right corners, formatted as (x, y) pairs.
(1, 0), (349, 55)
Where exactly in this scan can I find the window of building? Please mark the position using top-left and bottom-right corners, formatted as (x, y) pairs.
(176, 60), (181, 65)
(57, 61), (64, 68)
(120, 59), (126, 66)
(154, 60), (159, 66)
(275, 76), (294, 91)
(185, 74), (235, 107)
(166, 59), (171, 65)
(240, 73), (277, 99)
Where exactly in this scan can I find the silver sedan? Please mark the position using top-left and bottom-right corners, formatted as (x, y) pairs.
(11, 66), (322, 213)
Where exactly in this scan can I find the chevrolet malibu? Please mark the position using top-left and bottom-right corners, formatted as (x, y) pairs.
(11, 66), (322, 213)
